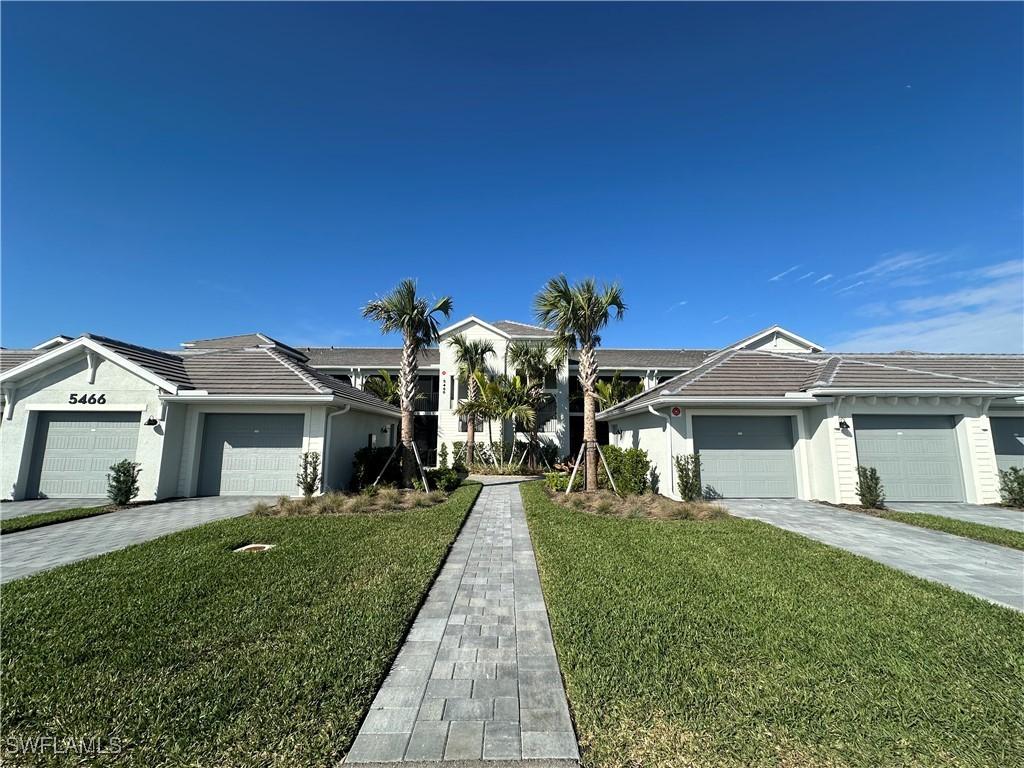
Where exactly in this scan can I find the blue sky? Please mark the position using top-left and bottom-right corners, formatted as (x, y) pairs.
(3, 2), (1021, 353)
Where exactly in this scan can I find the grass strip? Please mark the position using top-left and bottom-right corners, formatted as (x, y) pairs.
(873, 509), (1024, 551)
(0, 505), (115, 535)
(1, 483), (480, 766)
(520, 481), (1024, 768)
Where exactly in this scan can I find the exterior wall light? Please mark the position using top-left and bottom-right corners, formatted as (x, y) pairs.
(144, 417), (159, 426)
(838, 419), (850, 430)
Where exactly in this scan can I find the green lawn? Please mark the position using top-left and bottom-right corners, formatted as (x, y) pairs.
(0, 505), (115, 535)
(873, 509), (1024, 551)
(521, 482), (1024, 768)
(1, 484), (480, 767)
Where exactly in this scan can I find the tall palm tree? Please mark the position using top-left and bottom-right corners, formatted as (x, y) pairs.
(456, 371), (538, 468)
(508, 341), (559, 469)
(448, 334), (495, 465)
(363, 279), (453, 485)
(534, 275), (626, 490)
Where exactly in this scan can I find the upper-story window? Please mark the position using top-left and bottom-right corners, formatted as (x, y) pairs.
(415, 375), (440, 412)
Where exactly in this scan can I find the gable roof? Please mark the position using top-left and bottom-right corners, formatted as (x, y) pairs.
(491, 320), (555, 338)
(0, 350), (44, 372)
(0, 334), (398, 414)
(727, 324), (824, 353)
(599, 349), (1024, 418)
(569, 348), (713, 370)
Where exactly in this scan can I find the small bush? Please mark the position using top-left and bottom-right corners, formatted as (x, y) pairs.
(377, 487), (402, 508)
(107, 459), (141, 506)
(998, 467), (1024, 508)
(297, 451), (321, 499)
(352, 446), (404, 490)
(856, 465), (886, 509)
(438, 443), (449, 469)
(346, 496), (373, 514)
(251, 501), (273, 516)
(599, 445), (651, 496)
(426, 466), (461, 493)
(674, 454), (702, 502)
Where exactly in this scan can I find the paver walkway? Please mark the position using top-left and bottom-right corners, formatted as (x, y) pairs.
(0, 496), (268, 583)
(887, 502), (1024, 532)
(346, 478), (579, 764)
(1, 497), (106, 520)
(723, 498), (1024, 612)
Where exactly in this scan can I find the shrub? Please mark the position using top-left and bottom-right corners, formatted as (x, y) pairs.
(452, 442), (467, 472)
(856, 465), (886, 509)
(296, 451), (321, 499)
(438, 443), (449, 470)
(107, 459), (141, 506)
(998, 467), (1024, 508)
(674, 454), (702, 502)
(426, 466), (461, 493)
(599, 445), (651, 496)
(352, 447), (403, 490)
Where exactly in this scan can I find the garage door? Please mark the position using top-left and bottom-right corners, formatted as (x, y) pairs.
(27, 412), (140, 498)
(692, 415), (798, 498)
(853, 415), (964, 502)
(991, 416), (1024, 472)
(197, 414), (304, 496)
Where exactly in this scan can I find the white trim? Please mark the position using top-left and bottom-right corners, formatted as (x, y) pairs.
(24, 403), (147, 413)
(599, 395), (823, 419)
(32, 335), (73, 351)
(0, 337), (180, 394)
(730, 325), (824, 353)
(438, 316), (511, 340)
(807, 388), (1022, 397)
(162, 394), (333, 403)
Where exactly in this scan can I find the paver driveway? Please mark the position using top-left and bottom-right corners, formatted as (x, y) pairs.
(0, 496), (267, 583)
(346, 477), (579, 764)
(723, 499), (1024, 612)
(0, 497), (106, 520)
(886, 502), (1024, 532)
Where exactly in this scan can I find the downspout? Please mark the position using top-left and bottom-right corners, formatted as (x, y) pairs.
(322, 404), (351, 492)
(649, 405), (674, 497)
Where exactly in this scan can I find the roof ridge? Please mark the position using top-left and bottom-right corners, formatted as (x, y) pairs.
(262, 348), (330, 394)
(838, 356), (1014, 387)
(84, 333), (184, 363)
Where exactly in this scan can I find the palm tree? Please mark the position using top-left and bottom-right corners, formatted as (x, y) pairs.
(534, 275), (626, 490)
(363, 279), (453, 485)
(362, 370), (402, 407)
(508, 341), (559, 469)
(448, 334), (495, 465)
(595, 371), (645, 409)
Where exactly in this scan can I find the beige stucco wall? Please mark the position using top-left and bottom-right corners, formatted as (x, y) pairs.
(1, 352), (167, 500)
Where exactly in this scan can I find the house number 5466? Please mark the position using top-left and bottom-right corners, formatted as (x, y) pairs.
(68, 393), (107, 405)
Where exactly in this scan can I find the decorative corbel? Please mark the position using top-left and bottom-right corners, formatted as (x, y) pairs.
(85, 350), (99, 384)
(2, 385), (16, 420)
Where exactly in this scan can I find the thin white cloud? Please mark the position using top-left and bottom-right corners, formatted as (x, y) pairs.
(835, 280), (866, 294)
(665, 300), (689, 314)
(712, 315), (730, 324)
(768, 265), (800, 282)
(813, 273), (833, 285)
(831, 260), (1024, 353)
(796, 271), (815, 281)
(853, 250), (947, 279)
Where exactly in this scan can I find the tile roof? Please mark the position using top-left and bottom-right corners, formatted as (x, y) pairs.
(600, 349), (1024, 417)
(1, 335), (398, 413)
(571, 348), (714, 369)
(491, 320), (555, 338)
(181, 332), (307, 361)
(301, 347), (441, 368)
(0, 350), (43, 372)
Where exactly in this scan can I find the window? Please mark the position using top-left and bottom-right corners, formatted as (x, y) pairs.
(458, 414), (485, 432)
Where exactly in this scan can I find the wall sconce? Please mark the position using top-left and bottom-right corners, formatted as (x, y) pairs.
(838, 419), (850, 430)
(381, 426), (390, 433)
(144, 417), (159, 426)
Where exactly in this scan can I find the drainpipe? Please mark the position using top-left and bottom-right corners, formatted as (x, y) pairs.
(648, 405), (674, 497)
(322, 404), (351, 492)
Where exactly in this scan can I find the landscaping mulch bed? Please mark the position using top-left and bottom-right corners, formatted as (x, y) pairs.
(546, 487), (728, 521)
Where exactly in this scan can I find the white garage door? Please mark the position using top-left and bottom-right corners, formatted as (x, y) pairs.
(692, 415), (798, 498)
(197, 413), (304, 496)
(853, 415), (964, 502)
(27, 412), (140, 498)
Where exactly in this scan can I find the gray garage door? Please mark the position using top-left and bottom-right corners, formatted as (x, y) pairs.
(27, 412), (140, 498)
(197, 414), (304, 496)
(854, 415), (964, 502)
(991, 416), (1024, 473)
(692, 415), (798, 498)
